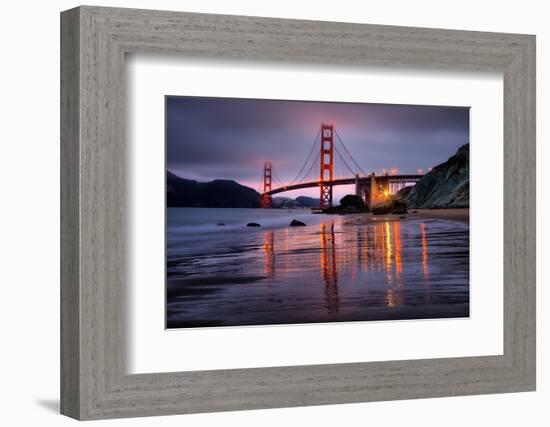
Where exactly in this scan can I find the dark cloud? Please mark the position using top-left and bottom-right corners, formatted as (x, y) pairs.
(166, 96), (469, 186)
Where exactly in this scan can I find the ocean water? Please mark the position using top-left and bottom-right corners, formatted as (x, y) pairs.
(166, 208), (469, 328)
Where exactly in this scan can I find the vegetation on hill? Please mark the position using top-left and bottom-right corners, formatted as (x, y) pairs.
(167, 171), (261, 208)
(406, 144), (469, 209)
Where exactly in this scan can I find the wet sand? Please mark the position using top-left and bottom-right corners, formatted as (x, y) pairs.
(342, 208), (469, 227)
(166, 207), (470, 329)
(409, 208), (469, 223)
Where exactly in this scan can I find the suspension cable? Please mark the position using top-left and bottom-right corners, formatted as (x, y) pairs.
(287, 129), (321, 185)
(334, 145), (357, 177)
(334, 129), (369, 177)
(300, 151), (320, 183)
(271, 167), (286, 187)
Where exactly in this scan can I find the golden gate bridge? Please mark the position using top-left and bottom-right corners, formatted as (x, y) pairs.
(259, 124), (423, 210)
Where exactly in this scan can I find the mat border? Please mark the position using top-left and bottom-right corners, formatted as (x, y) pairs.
(60, 6), (536, 420)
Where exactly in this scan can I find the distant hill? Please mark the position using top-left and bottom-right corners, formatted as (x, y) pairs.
(272, 195), (320, 209)
(167, 171), (261, 208)
(271, 197), (295, 209)
(406, 144), (469, 208)
(295, 196), (320, 208)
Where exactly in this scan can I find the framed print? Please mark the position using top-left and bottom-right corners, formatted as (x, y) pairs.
(61, 6), (536, 420)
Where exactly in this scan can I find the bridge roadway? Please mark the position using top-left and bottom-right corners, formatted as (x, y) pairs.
(265, 174), (423, 196)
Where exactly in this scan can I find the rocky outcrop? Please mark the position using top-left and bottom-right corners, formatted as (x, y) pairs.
(322, 194), (369, 214)
(290, 219), (306, 226)
(372, 199), (408, 215)
(407, 144), (469, 209)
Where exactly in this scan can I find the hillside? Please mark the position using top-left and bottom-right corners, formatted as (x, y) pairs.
(406, 144), (469, 209)
(167, 171), (261, 208)
(272, 195), (320, 209)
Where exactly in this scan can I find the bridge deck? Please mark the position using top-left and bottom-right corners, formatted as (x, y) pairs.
(265, 175), (422, 196)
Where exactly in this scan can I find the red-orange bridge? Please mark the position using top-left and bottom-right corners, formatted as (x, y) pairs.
(260, 124), (424, 210)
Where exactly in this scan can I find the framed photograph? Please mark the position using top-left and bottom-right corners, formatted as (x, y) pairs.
(61, 6), (536, 420)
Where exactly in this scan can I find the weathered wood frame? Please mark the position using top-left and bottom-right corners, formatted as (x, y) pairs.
(61, 6), (536, 420)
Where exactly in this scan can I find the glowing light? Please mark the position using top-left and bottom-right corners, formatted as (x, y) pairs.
(385, 221), (392, 272)
(393, 222), (402, 275)
(263, 231), (275, 278)
(418, 168), (424, 174)
(386, 289), (396, 307)
(421, 223), (429, 279)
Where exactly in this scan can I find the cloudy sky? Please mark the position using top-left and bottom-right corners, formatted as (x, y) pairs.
(166, 96), (469, 201)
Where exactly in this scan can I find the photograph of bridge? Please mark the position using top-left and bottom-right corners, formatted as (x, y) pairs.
(166, 96), (470, 329)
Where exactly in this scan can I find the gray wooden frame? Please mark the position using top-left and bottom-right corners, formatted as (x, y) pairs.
(61, 5), (536, 420)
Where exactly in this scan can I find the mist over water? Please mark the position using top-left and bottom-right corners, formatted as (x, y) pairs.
(166, 208), (469, 328)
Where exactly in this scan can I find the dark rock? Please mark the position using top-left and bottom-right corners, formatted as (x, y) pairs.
(341, 206), (362, 214)
(321, 194), (369, 214)
(412, 210), (418, 214)
(372, 199), (408, 215)
(290, 219), (306, 227)
(340, 194), (365, 209)
(399, 216), (407, 219)
(246, 222), (261, 227)
(217, 223), (225, 226)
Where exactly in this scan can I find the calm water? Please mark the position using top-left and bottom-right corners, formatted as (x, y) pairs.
(166, 208), (469, 328)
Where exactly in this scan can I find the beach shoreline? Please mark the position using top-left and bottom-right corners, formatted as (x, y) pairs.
(341, 208), (469, 225)
(406, 208), (469, 223)
(167, 207), (470, 328)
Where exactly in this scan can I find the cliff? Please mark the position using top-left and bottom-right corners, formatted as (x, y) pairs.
(406, 144), (469, 209)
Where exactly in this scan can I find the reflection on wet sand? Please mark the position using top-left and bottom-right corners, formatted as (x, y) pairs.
(261, 219), (426, 313)
(263, 231), (275, 278)
(167, 209), (469, 328)
(320, 223), (339, 314)
(269, 220), (420, 310)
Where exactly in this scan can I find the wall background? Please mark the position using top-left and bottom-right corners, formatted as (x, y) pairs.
(0, 0), (546, 425)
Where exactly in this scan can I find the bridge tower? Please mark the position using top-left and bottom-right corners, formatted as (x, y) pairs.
(319, 124), (334, 209)
(262, 161), (272, 208)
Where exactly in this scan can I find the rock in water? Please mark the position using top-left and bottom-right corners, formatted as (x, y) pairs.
(217, 222), (226, 226)
(246, 222), (261, 227)
(290, 219), (306, 227)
